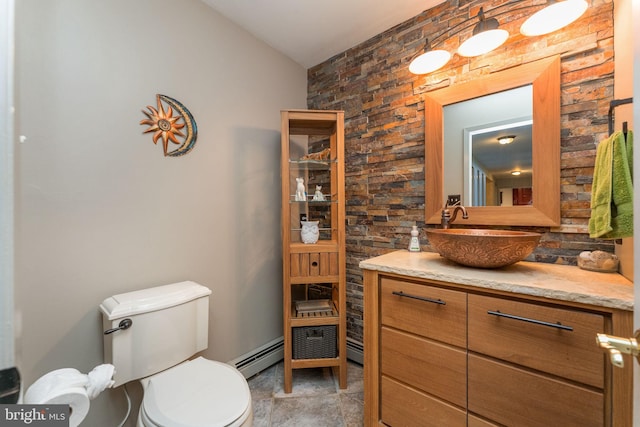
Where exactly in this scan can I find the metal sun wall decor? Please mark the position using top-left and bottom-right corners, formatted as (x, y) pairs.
(140, 94), (198, 157)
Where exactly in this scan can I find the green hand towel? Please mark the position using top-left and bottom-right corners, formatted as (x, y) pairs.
(608, 130), (634, 239)
(588, 131), (634, 239)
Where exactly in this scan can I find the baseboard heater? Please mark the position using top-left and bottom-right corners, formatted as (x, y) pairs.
(229, 336), (285, 379)
(346, 337), (364, 365)
(229, 336), (364, 379)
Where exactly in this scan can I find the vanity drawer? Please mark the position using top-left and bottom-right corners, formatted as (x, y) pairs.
(381, 326), (466, 408)
(381, 376), (466, 427)
(468, 294), (605, 388)
(381, 277), (466, 347)
(468, 354), (603, 427)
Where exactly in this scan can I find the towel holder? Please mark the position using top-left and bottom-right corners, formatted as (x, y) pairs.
(608, 97), (633, 135)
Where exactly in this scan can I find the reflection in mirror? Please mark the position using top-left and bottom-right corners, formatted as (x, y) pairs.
(468, 121), (532, 206)
(444, 85), (533, 206)
(425, 56), (561, 226)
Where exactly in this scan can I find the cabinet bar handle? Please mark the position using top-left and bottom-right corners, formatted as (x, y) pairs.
(392, 291), (446, 305)
(487, 310), (573, 331)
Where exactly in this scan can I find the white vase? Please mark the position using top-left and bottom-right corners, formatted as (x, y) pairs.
(300, 221), (320, 244)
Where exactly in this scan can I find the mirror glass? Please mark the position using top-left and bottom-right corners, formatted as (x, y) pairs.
(443, 85), (533, 206)
(424, 56), (560, 226)
(468, 120), (533, 206)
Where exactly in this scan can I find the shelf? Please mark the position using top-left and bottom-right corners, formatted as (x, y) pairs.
(290, 313), (340, 327)
(290, 300), (339, 321)
(281, 109), (346, 394)
(287, 110), (342, 136)
(291, 357), (341, 368)
(289, 197), (336, 204)
(289, 241), (339, 252)
(291, 226), (334, 232)
(290, 276), (339, 285)
(289, 159), (335, 170)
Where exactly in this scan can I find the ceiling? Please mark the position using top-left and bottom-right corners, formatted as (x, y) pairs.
(472, 124), (533, 181)
(201, 0), (444, 69)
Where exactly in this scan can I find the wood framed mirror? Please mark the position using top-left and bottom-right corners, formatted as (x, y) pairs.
(425, 56), (561, 226)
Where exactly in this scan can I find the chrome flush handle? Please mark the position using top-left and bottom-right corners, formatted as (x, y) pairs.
(104, 318), (133, 335)
(595, 330), (640, 368)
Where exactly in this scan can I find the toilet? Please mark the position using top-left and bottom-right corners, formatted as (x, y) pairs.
(100, 281), (252, 427)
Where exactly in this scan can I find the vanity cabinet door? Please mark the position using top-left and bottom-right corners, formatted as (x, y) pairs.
(380, 277), (466, 347)
(468, 294), (605, 388)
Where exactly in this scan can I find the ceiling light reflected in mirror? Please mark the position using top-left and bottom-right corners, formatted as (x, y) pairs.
(497, 135), (516, 145)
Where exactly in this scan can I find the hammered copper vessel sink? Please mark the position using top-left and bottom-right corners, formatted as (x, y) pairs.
(426, 228), (541, 268)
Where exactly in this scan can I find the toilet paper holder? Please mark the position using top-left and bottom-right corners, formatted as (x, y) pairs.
(104, 318), (133, 335)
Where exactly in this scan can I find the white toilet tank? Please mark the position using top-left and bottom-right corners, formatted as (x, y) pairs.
(100, 281), (212, 388)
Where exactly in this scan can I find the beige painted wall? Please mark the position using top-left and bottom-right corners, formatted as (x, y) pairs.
(14, 0), (305, 424)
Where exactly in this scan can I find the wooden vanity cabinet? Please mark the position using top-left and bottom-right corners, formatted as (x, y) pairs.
(363, 269), (633, 427)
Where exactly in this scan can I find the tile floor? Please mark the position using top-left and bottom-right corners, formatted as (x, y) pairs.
(247, 360), (364, 427)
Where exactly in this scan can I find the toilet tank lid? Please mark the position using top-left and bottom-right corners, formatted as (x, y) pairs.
(100, 281), (212, 320)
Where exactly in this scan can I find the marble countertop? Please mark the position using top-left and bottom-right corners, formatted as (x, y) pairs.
(359, 250), (634, 311)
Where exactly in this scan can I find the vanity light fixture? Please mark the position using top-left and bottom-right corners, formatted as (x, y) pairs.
(457, 8), (509, 58)
(408, 0), (588, 75)
(520, 0), (588, 36)
(409, 43), (451, 74)
(497, 135), (516, 145)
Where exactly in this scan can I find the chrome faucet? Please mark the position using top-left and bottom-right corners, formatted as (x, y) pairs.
(441, 200), (468, 229)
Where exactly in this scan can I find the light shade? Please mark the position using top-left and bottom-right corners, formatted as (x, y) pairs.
(409, 49), (452, 74)
(520, 0), (588, 36)
(457, 13), (509, 57)
(458, 28), (509, 57)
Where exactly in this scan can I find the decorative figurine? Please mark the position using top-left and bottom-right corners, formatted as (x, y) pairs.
(300, 147), (331, 161)
(312, 185), (326, 201)
(300, 220), (320, 244)
(295, 177), (306, 201)
(408, 225), (421, 252)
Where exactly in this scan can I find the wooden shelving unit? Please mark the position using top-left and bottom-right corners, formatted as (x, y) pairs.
(280, 109), (346, 393)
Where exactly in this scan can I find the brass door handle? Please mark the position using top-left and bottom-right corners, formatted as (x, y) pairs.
(596, 330), (640, 368)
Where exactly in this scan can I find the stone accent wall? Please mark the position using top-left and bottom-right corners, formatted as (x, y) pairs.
(307, 0), (616, 343)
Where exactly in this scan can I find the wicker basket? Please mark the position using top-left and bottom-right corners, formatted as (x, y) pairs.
(292, 325), (337, 359)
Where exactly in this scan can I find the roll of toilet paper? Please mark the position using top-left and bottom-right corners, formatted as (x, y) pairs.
(35, 387), (89, 427)
(24, 369), (91, 427)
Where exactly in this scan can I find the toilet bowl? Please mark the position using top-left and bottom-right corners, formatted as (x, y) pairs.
(100, 281), (253, 427)
(137, 357), (252, 427)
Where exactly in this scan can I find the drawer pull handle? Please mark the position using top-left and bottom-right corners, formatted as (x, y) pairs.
(392, 291), (446, 305)
(487, 310), (574, 331)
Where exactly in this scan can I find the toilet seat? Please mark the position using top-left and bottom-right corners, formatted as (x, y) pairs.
(140, 357), (252, 427)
